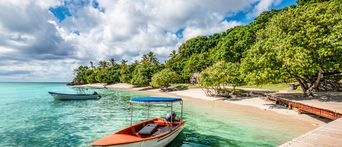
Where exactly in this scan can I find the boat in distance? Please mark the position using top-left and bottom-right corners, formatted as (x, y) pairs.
(48, 91), (101, 100)
(91, 97), (185, 147)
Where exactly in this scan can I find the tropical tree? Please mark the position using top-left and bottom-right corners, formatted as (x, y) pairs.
(73, 65), (89, 84)
(131, 63), (161, 86)
(169, 50), (177, 59)
(90, 61), (95, 69)
(182, 53), (212, 81)
(242, 1), (342, 96)
(199, 61), (243, 96)
(212, 26), (254, 63)
(86, 70), (97, 83)
(151, 68), (179, 89)
(297, 0), (331, 5)
(110, 58), (116, 66)
(98, 60), (109, 69)
(119, 59), (132, 83)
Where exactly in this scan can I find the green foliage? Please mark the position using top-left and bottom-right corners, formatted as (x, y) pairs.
(242, 1), (342, 95)
(212, 26), (254, 62)
(71, 52), (160, 86)
(119, 59), (132, 83)
(199, 61), (243, 95)
(131, 63), (161, 86)
(130, 65), (149, 86)
(297, 0), (332, 5)
(151, 68), (179, 88)
(106, 65), (120, 83)
(73, 66), (89, 84)
(182, 53), (212, 80)
(141, 51), (159, 65)
(165, 10), (278, 82)
(178, 36), (218, 58)
(71, 0), (342, 96)
(85, 70), (97, 83)
(130, 52), (161, 86)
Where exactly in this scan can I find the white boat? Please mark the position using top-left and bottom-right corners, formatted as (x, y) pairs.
(91, 97), (185, 147)
(48, 91), (101, 100)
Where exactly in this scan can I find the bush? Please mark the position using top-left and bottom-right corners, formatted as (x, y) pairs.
(131, 63), (160, 86)
(199, 61), (243, 96)
(174, 84), (189, 90)
(151, 69), (179, 89)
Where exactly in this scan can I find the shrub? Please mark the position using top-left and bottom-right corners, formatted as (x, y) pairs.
(151, 69), (179, 89)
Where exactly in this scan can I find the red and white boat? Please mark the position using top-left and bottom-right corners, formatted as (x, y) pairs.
(91, 97), (185, 147)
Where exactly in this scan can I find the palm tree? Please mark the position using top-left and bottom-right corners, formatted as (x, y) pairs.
(120, 59), (128, 66)
(90, 61), (95, 69)
(110, 58), (116, 66)
(169, 50), (177, 59)
(147, 51), (159, 64)
(99, 60), (108, 68)
(141, 54), (149, 64)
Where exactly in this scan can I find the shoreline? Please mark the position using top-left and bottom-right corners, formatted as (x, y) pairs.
(78, 83), (336, 145)
(79, 83), (328, 124)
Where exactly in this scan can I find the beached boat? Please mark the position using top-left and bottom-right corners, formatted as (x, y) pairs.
(91, 97), (185, 147)
(48, 91), (101, 100)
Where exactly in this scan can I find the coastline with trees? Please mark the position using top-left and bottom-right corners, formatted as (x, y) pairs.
(71, 0), (342, 98)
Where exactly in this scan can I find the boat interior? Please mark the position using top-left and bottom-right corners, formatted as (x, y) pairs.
(91, 117), (185, 146)
(121, 118), (182, 137)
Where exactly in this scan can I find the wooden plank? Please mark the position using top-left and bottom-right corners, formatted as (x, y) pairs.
(280, 118), (342, 147)
(266, 95), (342, 120)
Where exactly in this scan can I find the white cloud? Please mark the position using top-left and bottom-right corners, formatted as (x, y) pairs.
(248, 0), (283, 18)
(0, 0), (287, 81)
(56, 0), (255, 60)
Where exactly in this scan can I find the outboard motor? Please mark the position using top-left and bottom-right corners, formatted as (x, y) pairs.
(93, 91), (101, 98)
(165, 111), (176, 122)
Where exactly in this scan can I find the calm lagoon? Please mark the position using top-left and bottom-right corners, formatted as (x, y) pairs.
(0, 82), (313, 146)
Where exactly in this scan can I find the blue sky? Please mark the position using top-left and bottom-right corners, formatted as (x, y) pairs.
(0, 0), (297, 82)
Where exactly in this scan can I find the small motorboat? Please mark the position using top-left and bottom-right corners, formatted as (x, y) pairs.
(48, 91), (101, 100)
(91, 97), (186, 147)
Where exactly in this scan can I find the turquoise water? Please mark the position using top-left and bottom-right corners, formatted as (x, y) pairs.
(0, 83), (308, 147)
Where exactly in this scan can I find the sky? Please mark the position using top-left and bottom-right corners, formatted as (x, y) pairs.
(0, 0), (296, 82)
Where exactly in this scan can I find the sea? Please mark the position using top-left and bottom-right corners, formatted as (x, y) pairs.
(0, 82), (311, 147)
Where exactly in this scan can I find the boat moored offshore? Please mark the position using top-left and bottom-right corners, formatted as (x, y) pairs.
(48, 91), (101, 100)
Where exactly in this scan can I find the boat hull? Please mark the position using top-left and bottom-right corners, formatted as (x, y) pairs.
(92, 118), (185, 147)
(48, 92), (101, 100)
(100, 124), (183, 147)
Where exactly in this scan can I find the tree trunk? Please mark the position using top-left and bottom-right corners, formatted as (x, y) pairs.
(306, 69), (324, 97)
(295, 69), (324, 97)
(231, 86), (236, 95)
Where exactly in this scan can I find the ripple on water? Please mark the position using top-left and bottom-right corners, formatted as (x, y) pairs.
(0, 83), (311, 147)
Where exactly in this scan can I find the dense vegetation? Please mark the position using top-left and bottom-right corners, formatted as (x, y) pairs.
(72, 51), (162, 87)
(71, 0), (342, 96)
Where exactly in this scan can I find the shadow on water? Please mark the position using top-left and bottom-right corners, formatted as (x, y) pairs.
(168, 128), (273, 147)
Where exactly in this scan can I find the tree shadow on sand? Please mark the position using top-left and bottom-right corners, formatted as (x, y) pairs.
(217, 90), (275, 102)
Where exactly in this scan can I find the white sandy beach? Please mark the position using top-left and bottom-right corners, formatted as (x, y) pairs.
(142, 87), (300, 116)
(105, 83), (134, 89)
(78, 83), (107, 88)
(81, 83), (332, 119)
(78, 83), (332, 137)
